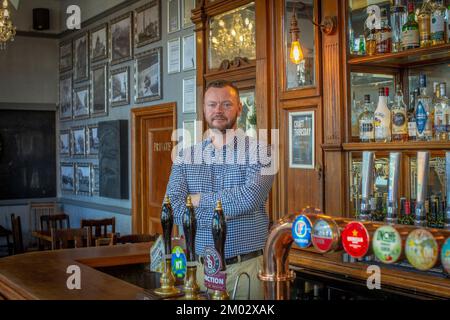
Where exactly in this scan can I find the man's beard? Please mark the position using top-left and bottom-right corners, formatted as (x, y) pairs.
(207, 116), (237, 134)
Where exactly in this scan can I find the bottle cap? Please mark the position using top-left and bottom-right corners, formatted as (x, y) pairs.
(419, 74), (427, 88)
(215, 200), (223, 210)
(378, 87), (385, 96)
(384, 87), (390, 97)
(186, 195), (193, 206)
(164, 195), (171, 204)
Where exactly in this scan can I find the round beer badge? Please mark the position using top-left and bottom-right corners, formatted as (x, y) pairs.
(372, 225), (402, 264)
(312, 219), (337, 253)
(292, 215), (312, 248)
(341, 221), (370, 258)
(405, 229), (439, 271)
(171, 246), (187, 279)
(203, 247), (222, 276)
(441, 238), (450, 274)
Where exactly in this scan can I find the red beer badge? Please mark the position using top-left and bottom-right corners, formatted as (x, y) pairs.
(312, 219), (335, 253)
(342, 221), (370, 258)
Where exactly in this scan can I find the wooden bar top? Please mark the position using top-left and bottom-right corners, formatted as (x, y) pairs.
(0, 243), (151, 300)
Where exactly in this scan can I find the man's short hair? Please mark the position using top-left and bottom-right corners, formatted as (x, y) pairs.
(205, 80), (240, 98)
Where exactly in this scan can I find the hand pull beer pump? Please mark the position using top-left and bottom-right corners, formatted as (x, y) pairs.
(386, 152), (401, 224)
(415, 151), (430, 227)
(360, 151), (375, 221)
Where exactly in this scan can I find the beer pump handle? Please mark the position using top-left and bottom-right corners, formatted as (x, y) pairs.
(386, 152), (401, 224)
(415, 151), (430, 227)
(212, 200), (226, 271)
(360, 152), (375, 221)
(161, 195), (174, 256)
(183, 196), (197, 262)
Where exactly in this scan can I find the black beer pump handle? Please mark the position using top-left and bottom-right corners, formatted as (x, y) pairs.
(183, 196), (197, 262)
(161, 195), (173, 256)
(212, 200), (226, 271)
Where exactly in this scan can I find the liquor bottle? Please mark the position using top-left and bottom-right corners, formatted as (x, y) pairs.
(403, 199), (415, 225)
(376, 8), (392, 54)
(402, 1), (420, 50)
(431, 0), (446, 45)
(434, 82), (449, 141)
(359, 94), (375, 142)
(408, 88), (418, 141)
(374, 87), (392, 142)
(416, 74), (432, 141)
(391, 0), (407, 52)
(418, 0), (433, 47)
(392, 84), (408, 141)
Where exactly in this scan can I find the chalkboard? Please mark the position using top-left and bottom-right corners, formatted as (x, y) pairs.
(0, 110), (56, 200)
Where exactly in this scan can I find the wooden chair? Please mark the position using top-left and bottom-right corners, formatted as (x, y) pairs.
(10, 214), (24, 255)
(51, 228), (91, 250)
(40, 214), (71, 231)
(81, 217), (115, 246)
(0, 225), (12, 256)
(116, 234), (158, 244)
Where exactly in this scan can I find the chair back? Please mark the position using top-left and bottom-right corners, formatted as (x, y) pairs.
(81, 217), (116, 246)
(116, 234), (158, 244)
(10, 214), (24, 254)
(51, 228), (90, 250)
(40, 214), (70, 232)
(30, 202), (56, 231)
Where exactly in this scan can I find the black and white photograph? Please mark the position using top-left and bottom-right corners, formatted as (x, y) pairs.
(59, 130), (70, 156)
(92, 165), (100, 195)
(135, 0), (161, 47)
(73, 32), (89, 82)
(90, 23), (108, 62)
(110, 66), (130, 107)
(73, 85), (90, 119)
(72, 127), (86, 157)
(87, 125), (99, 156)
(76, 163), (91, 195)
(167, 0), (180, 33)
(182, 76), (196, 113)
(110, 12), (133, 65)
(182, 34), (195, 70)
(91, 63), (108, 117)
(167, 38), (180, 74)
(289, 111), (314, 169)
(59, 40), (72, 72)
(60, 163), (75, 192)
(182, 0), (195, 28)
(135, 47), (162, 103)
(59, 74), (72, 121)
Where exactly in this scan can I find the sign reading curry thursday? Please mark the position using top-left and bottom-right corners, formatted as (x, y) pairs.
(289, 111), (315, 169)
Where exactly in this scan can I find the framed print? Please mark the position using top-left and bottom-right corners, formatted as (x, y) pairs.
(59, 130), (71, 157)
(91, 63), (108, 117)
(73, 85), (90, 119)
(182, 120), (196, 148)
(167, 38), (180, 74)
(135, 47), (162, 103)
(110, 66), (130, 107)
(91, 165), (100, 196)
(59, 74), (73, 121)
(182, 76), (196, 113)
(182, 34), (195, 71)
(90, 23), (108, 62)
(75, 163), (92, 195)
(110, 12), (133, 65)
(87, 125), (99, 156)
(59, 40), (72, 72)
(73, 32), (89, 82)
(135, 0), (161, 47)
(60, 163), (75, 193)
(289, 111), (315, 169)
(182, 0), (195, 28)
(167, 0), (180, 33)
(71, 126), (87, 157)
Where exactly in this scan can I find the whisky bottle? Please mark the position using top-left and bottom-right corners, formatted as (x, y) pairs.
(376, 8), (392, 54)
(392, 84), (408, 141)
(434, 82), (449, 141)
(408, 88), (418, 141)
(416, 74), (432, 141)
(391, 0), (407, 52)
(359, 94), (375, 142)
(402, 1), (420, 50)
(374, 87), (392, 142)
(418, 0), (433, 47)
(431, 0), (446, 45)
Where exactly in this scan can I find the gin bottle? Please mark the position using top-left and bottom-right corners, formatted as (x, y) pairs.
(359, 95), (375, 142)
(430, 0), (446, 45)
(418, 0), (433, 47)
(416, 74), (432, 141)
(392, 84), (408, 141)
(391, 0), (407, 52)
(434, 83), (449, 141)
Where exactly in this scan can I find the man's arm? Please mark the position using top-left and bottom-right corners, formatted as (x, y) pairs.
(166, 161), (188, 227)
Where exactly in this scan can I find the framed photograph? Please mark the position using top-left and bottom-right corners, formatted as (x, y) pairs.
(135, 0), (161, 47)
(76, 163), (92, 195)
(60, 163), (75, 193)
(167, 0), (180, 33)
(182, 120), (197, 148)
(73, 85), (90, 119)
(167, 38), (180, 74)
(90, 23), (108, 62)
(182, 34), (195, 71)
(59, 130), (71, 157)
(182, 76), (196, 113)
(182, 0), (195, 28)
(289, 111), (315, 169)
(110, 12), (133, 65)
(71, 126), (87, 157)
(59, 74), (73, 121)
(91, 63), (108, 117)
(87, 125), (99, 156)
(91, 165), (100, 196)
(59, 40), (72, 72)
(135, 47), (162, 103)
(110, 66), (130, 107)
(73, 32), (89, 82)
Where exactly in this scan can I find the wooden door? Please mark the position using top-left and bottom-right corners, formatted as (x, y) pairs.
(131, 103), (176, 235)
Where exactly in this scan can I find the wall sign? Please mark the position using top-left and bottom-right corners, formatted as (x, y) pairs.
(289, 111), (314, 169)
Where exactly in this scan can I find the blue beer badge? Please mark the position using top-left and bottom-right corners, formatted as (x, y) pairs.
(292, 215), (312, 248)
(171, 246), (187, 279)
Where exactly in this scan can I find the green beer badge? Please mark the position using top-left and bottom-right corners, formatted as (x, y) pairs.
(373, 225), (402, 264)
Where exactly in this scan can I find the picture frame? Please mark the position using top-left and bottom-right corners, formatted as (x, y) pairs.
(59, 130), (71, 157)
(91, 63), (108, 117)
(71, 126), (87, 157)
(90, 23), (109, 62)
(60, 162), (75, 193)
(110, 12), (134, 65)
(87, 124), (99, 156)
(73, 32), (89, 82)
(135, 0), (161, 47)
(167, 0), (180, 34)
(135, 47), (162, 103)
(167, 37), (180, 74)
(182, 34), (195, 71)
(75, 163), (92, 195)
(59, 73), (73, 121)
(59, 40), (73, 72)
(182, 76), (196, 113)
(288, 111), (315, 169)
(110, 66), (130, 107)
(182, 120), (197, 148)
(182, 0), (195, 29)
(73, 85), (90, 119)
(91, 165), (100, 196)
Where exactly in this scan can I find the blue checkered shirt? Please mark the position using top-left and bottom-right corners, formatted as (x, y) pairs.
(166, 133), (275, 259)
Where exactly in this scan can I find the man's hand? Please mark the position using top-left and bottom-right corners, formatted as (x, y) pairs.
(189, 193), (200, 207)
